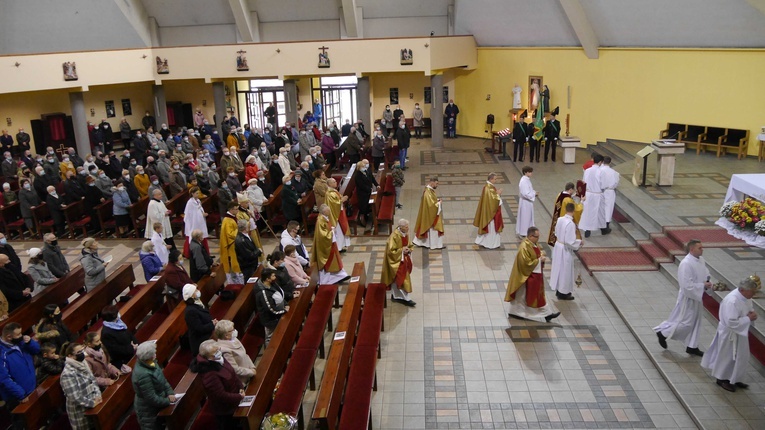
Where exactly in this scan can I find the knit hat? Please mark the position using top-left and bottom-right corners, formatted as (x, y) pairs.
(182, 284), (197, 302)
(27, 248), (42, 258)
(150, 175), (158, 181)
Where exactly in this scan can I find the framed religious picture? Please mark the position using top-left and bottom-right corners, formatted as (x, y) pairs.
(105, 100), (116, 118)
(318, 46), (330, 68)
(156, 56), (169, 74)
(389, 88), (399, 105)
(424, 87), (432, 104)
(121, 99), (132, 116)
(400, 48), (413, 65)
(236, 50), (249, 71)
(442, 87), (449, 103)
(62, 62), (78, 81)
(529, 75), (543, 114)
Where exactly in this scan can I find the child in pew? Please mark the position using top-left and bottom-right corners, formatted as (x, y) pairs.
(36, 342), (65, 384)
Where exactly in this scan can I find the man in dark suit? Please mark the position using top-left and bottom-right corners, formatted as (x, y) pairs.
(512, 111), (529, 162)
(63, 171), (85, 204)
(0, 253), (31, 312)
(544, 107), (561, 162)
(268, 155), (284, 191)
(234, 220), (261, 282)
(45, 186), (67, 237)
(15, 128), (30, 152)
(281, 174), (302, 224)
(33, 166), (53, 200)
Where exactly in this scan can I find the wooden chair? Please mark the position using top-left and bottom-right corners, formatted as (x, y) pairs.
(95, 199), (116, 238)
(0, 201), (25, 239)
(128, 196), (150, 238)
(32, 202), (55, 239)
(63, 199), (91, 238)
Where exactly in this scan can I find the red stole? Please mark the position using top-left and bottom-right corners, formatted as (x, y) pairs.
(324, 220), (344, 272)
(509, 245), (546, 308)
(493, 207), (504, 233)
(338, 207), (350, 234)
(394, 236), (413, 287)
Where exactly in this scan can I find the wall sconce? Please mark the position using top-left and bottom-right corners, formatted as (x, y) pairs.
(409, 93), (414, 99)
(202, 100), (207, 106)
(90, 108), (95, 116)
(14, 62), (20, 68)
(6, 118), (11, 126)
(276, 49), (281, 53)
(486, 94), (491, 100)
(424, 43), (429, 48)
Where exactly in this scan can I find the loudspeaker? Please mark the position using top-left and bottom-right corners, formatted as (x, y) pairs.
(486, 114), (495, 125)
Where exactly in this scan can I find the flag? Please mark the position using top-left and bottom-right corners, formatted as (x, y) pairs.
(533, 96), (545, 142)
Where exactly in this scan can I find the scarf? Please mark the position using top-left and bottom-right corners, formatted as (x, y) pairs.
(65, 357), (95, 377)
(103, 318), (127, 330)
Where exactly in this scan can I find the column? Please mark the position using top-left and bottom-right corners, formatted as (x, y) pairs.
(213, 82), (227, 132)
(356, 77), (371, 128)
(69, 92), (91, 156)
(430, 74), (444, 148)
(152, 84), (168, 128)
(283, 79), (298, 126)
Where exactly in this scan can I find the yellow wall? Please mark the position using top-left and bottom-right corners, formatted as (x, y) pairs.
(0, 89), (71, 152)
(369, 72), (434, 123)
(83, 82), (154, 128)
(164, 79), (216, 122)
(455, 48), (765, 156)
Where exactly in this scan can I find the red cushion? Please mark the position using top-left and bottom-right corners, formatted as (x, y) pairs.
(72, 216), (91, 227)
(7, 219), (24, 228)
(269, 347), (316, 415)
(189, 402), (216, 430)
(338, 346), (377, 429)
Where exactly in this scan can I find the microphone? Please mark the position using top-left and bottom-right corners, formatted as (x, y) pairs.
(663, 130), (682, 140)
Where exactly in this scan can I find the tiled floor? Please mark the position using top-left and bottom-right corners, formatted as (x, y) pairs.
(12, 136), (765, 429)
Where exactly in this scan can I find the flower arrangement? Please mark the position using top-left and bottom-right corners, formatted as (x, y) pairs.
(721, 198), (765, 230)
(756, 219), (765, 236)
(261, 413), (298, 430)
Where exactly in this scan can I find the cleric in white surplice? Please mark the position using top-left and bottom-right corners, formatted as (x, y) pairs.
(701, 276), (760, 392)
(654, 239), (711, 357)
(515, 166), (536, 237)
(549, 203), (582, 300)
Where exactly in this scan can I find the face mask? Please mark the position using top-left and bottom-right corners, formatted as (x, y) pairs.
(415, 105), (419, 109)
(48, 159), (55, 163)
(173, 165), (180, 170)
(131, 161), (137, 165)
(11, 336), (23, 345)
(195, 290), (201, 299)
(124, 175), (130, 180)
(152, 180), (159, 185)
(89, 183), (95, 187)
(117, 187), (124, 192)
(136, 135), (142, 138)
(100, 174), (107, 179)
(75, 351), (86, 362)
(92, 344), (102, 351)
(210, 164), (216, 169)
(231, 330), (238, 340)
(0, 238), (7, 245)
(23, 184), (31, 190)
(183, 138), (189, 142)
(386, 108), (390, 111)
(285, 181), (291, 186)
(360, 167), (368, 172)
(63, 158), (69, 163)
(279, 262), (286, 267)
(36, 159), (43, 163)
(162, 126), (168, 130)
(229, 173), (236, 177)
(223, 152), (230, 156)
(38, 170), (45, 176)
(52, 313), (61, 321)
(213, 350), (223, 361)
(137, 170), (144, 175)
(222, 184), (228, 189)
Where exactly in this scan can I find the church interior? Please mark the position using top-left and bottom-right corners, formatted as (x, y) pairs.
(1, 0), (765, 429)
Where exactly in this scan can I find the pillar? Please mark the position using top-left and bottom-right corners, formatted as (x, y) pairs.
(152, 84), (168, 128)
(430, 74), (444, 148)
(212, 82), (228, 133)
(69, 92), (91, 155)
(283, 79), (298, 127)
(356, 77), (371, 128)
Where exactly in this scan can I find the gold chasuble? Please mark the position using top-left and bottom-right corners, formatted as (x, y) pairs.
(311, 215), (344, 272)
(414, 187), (444, 239)
(547, 192), (583, 246)
(381, 229), (414, 293)
(220, 214), (240, 273)
(473, 183), (504, 234)
(505, 238), (545, 307)
(325, 189), (350, 235)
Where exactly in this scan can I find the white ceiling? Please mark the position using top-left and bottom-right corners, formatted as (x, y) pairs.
(1, 0), (765, 54)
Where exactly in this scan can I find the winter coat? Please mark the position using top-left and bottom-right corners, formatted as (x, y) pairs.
(42, 242), (70, 278)
(79, 250), (106, 292)
(101, 324), (137, 369)
(184, 303), (215, 356)
(253, 280), (287, 330)
(0, 338), (40, 402)
(132, 360), (173, 430)
(60, 358), (102, 430)
(84, 346), (120, 389)
(27, 261), (58, 295)
(189, 355), (243, 416)
(139, 252), (163, 282)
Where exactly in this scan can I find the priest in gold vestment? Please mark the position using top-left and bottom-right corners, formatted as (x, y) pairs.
(311, 204), (349, 284)
(220, 201), (243, 283)
(547, 182), (583, 246)
(473, 173), (504, 249)
(505, 226), (560, 323)
(382, 219), (416, 307)
(325, 178), (350, 250)
(413, 177), (444, 249)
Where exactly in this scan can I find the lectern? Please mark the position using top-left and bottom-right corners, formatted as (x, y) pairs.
(651, 140), (686, 186)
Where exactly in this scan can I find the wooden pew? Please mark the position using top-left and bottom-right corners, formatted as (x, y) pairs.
(60, 264), (134, 335)
(235, 283), (316, 429)
(95, 199), (116, 238)
(299, 190), (317, 233)
(63, 199), (92, 238)
(0, 266), (85, 333)
(32, 202), (54, 239)
(11, 265), (136, 429)
(85, 303), (189, 430)
(262, 184), (286, 230)
(201, 191), (221, 238)
(128, 196), (149, 238)
(311, 264), (366, 430)
(158, 275), (258, 429)
(0, 201), (25, 239)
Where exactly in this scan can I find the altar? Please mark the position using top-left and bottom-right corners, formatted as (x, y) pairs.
(715, 173), (765, 248)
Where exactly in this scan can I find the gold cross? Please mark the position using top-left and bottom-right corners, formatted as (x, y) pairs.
(55, 144), (68, 156)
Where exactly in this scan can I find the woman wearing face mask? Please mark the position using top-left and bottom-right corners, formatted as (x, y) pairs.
(18, 178), (41, 234)
(111, 180), (132, 237)
(213, 320), (256, 385)
(163, 249), (193, 308)
(83, 332), (122, 390)
(34, 304), (73, 354)
(283, 245), (310, 288)
(182, 283), (218, 356)
(80, 238), (109, 292)
(132, 341), (176, 430)
(412, 103), (424, 139)
(265, 251), (296, 297)
(60, 343), (103, 430)
(100, 305), (138, 371)
(27, 247), (58, 296)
